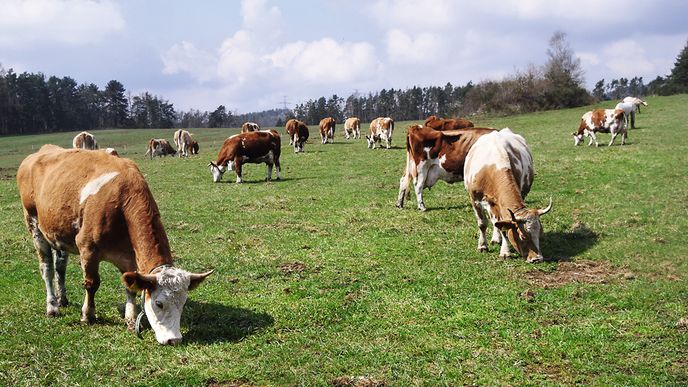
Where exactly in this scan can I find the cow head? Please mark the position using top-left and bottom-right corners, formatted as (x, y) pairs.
(208, 161), (226, 182)
(365, 134), (379, 148)
(122, 267), (213, 345)
(495, 198), (552, 263)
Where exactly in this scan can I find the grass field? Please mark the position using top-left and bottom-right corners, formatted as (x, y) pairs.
(1, 95), (687, 385)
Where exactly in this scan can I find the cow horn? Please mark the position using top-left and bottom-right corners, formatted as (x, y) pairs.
(508, 208), (518, 222)
(538, 197), (553, 216)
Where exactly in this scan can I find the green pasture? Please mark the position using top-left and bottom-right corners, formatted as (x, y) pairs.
(0, 95), (686, 385)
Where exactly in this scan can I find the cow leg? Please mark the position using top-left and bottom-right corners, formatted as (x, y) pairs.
(289, 136), (294, 146)
(471, 203), (489, 252)
(266, 163), (273, 181)
(79, 254), (100, 324)
(621, 130), (627, 146)
(499, 231), (511, 258)
(235, 159), (243, 183)
(608, 132), (618, 147)
(274, 158), (281, 180)
(396, 172), (411, 208)
(31, 224), (60, 317)
(124, 287), (137, 330)
(53, 249), (69, 307)
(490, 226), (502, 246)
(631, 111), (636, 129)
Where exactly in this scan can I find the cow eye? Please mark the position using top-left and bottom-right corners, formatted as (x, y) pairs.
(155, 301), (164, 310)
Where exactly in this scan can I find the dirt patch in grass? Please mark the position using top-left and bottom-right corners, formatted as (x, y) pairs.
(278, 261), (307, 274)
(331, 376), (386, 387)
(526, 260), (633, 288)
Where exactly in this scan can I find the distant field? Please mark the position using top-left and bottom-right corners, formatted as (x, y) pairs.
(0, 95), (687, 385)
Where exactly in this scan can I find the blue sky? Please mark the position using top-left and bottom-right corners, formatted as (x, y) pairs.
(1, 0), (687, 113)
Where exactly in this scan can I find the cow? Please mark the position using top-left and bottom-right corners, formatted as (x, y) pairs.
(72, 131), (98, 150)
(285, 118), (309, 153)
(623, 96), (648, 113)
(16, 145), (212, 344)
(173, 129), (195, 157)
(241, 122), (260, 133)
(424, 115), (474, 131)
(319, 117), (336, 144)
(103, 147), (119, 157)
(190, 140), (199, 155)
(614, 101), (638, 129)
(366, 117), (394, 149)
(145, 138), (176, 159)
(396, 124), (496, 211)
(344, 117), (361, 139)
(464, 128), (552, 263)
(208, 130), (281, 183)
(573, 108), (627, 147)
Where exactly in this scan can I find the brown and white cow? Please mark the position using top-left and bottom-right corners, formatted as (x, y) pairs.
(573, 108), (627, 147)
(424, 115), (474, 131)
(174, 129), (195, 157)
(145, 138), (177, 159)
(72, 131), (98, 150)
(464, 128), (551, 263)
(396, 124), (496, 211)
(241, 122), (260, 133)
(319, 117), (336, 144)
(344, 117), (361, 139)
(366, 117), (394, 149)
(208, 130), (281, 183)
(285, 118), (309, 153)
(17, 145), (212, 344)
(103, 147), (119, 157)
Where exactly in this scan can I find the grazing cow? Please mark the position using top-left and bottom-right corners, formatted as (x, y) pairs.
(366, 117), (394, 149)
(319, 117), (336, 144)
(573, 108), (627, 147)
(72, 131), (98, 150)
(623, 96), (648, 113)
(145, 139), (176, 159)
(208, 130), (281, 183)
(464, 128), (552, 263)
(396, 124), (496, 211)
(17, 145), (212, 344)
(344, 117), (361, 139)
(424, 115), (474, 131)
(174, 129), (195, 157)
(285, 118), (309, 153)
(190, 140), (199, 155)
(241, 122), (260, 133)
(103, 147), (119, 157)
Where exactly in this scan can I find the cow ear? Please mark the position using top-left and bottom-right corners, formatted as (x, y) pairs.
(494, 220), (516, 231)
(188, 270), (213, 291)
(121, 272), (157, 292)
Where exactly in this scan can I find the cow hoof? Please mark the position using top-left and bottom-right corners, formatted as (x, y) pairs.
(490, 239), (500, 245)
(46, 308), (60, 317)
(527, 257), (544, 264)
(478, 246), (488, 253)
(58, 297), (69, 307)
(81, 315), (96, 324)
(126, 318), (136, 331)
(499, 253), (510, 259)
(395, 201), (403, 209)
(418, 207), (427, 212)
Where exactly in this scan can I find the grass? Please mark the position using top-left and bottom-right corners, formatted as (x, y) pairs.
(0, 95), (687, 385)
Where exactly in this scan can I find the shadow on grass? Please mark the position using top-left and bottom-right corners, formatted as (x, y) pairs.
(182, 300), (274, 344)
(217, 176), (312, 184)
(541, 222), (598, 262)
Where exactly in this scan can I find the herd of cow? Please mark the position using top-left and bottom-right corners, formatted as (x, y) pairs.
(16, 96), (648, 344)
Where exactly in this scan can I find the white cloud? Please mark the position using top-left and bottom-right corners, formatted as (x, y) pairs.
(368, 0), (453, 28)
(0, 0), (124, 47)
(477, 0), (631, 21)
(385, 29), (445, 64)
(161, 41), (217, 83)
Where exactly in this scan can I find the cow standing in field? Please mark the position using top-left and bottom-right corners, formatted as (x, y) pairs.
(344, 117), (361, 139)
(424, 115), (474, 130)
(366, 117), (394, 149)
(573, 108), (627, 147)
(285, 118), (309, 153)
(319, 117), (336, 144)
(145, 138), (176, 159)
(396, 124), (496, 211)
(72, 132), (98, 150)
(174, 129), (195, 157)
(464, 128), (551, 263)
(17, 145), (212, 344)
(208, 130), (281, 183)
(623, 96), (648, 113)
(241, 122), (260, 133)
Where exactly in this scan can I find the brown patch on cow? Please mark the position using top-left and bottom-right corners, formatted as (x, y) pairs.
(525, 260), (633, 288)
(330, 376), (386, 387)
(590, 109), (606, 128)
(424, 115), (474, 130)
(278, 261), (307, 274)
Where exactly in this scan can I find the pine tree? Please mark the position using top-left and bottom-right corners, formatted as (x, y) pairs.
(668, 40), (688, 92)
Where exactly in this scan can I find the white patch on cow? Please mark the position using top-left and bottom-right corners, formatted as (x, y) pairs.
(79, 172), (119, 204)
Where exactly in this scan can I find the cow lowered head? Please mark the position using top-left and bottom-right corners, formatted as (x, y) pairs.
(208, 161), (226, 183)
(122, 267), (212, 345)
(494, 199), (552, 263)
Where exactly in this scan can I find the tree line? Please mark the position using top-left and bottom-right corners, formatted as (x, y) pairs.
(2, 34), (687, 136)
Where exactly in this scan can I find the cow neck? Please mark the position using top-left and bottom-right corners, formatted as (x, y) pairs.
(121, 179), (174, 274)
(486, 167), (526, 221)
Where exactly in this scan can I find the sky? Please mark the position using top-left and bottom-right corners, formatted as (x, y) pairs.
(1, 0), (687, 114)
